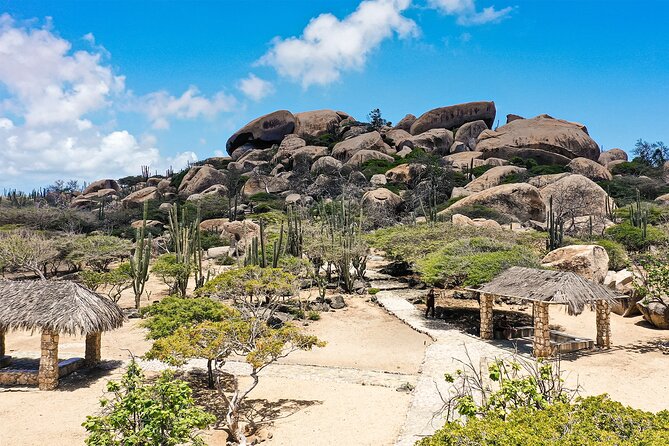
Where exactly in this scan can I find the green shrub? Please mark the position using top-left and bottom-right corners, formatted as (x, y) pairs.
(610, 159), (660, 177)
(140, 295), (233, 339)
(215, 255), (236, 266)
(416, 237), (540, 287)
(599, 176), (669, 204)
(367, 287), (380, 295)
(360, 158), (396, 178)
(200, 230), (228, 250)
(418, 395), (669, 446)
(307, 310), (321, 321)
(529, 164), (568, 175)
(471, 165), (494, 177)
(605, 223), (668, 252)
(594, 239), (629, 270)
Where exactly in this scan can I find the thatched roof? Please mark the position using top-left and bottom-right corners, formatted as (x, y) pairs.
(0, 280), (124, 335)
(466, 267), (621, 315)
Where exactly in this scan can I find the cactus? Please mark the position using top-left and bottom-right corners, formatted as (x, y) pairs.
(141, 165), (150, 180)
(167, 204), (207, 296)
(286, 206), (304, 257)
(546, 196), (564, 251)
(129, 202), (152, 309)
(629, 189), (648, 239)
(605, 190), (617, 223)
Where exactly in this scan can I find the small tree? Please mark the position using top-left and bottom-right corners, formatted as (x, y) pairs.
(151, 253), (193, 296)
(67, 235), (132, 272)
(82, 360), (214, 446)
(79, 263), (133, 302)
(367, 108), (390, 130)
(0, 229), (58, 280)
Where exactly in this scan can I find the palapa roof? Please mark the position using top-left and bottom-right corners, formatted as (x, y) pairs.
(0, 280), (125, 336)
(466, 267), (621, 315)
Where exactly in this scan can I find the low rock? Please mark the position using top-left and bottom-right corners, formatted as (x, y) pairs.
(443, 183), (545, 222)
(242, 175), (291, 198)
(637, 299), (669, 329)
(122, 187), (160, 208)
(541, 244), (609, 283)
(451, 213), (502, 230)
(310, 156), (343, 175)
(454, 120), (488, 151)
(332, 131), (393, 161)
(393, 114), (416, 131)
(402, 129), (454, 156)
(226, 109), (296, 154)
(362, 188), (404, 214)
(567, 157), (612, 181)
(370, 174), (387, 186)
(598, 148), (628, 166)
(464, 166), (526, 193)
(327, 294), (346, 310)
(345, 149), (395, 167)
(178, 165), (228, 199)
(83, 179), (120, 195)
(385, 164), (426, 185)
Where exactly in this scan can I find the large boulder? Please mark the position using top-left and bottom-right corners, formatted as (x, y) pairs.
(567, 157), (612, 181)
(383, 129), (412, 148)
(637, 299), (669, 329)
(454, 120), (488, 151)
(226, 110), (296, 154)
(294, 110), (350, 138)
(200, 218), (260, 254)
(361, 188), (404, 214)
(271, 134), (307, 165)
(393, 114), (416, 132)
(598, 148), (628, 166)
(410, 101), (496, 135)
(476, 115), (600, 163)
(310, 156), (342, 175)
(385, 164), (426, 185)
(242, 175), (291, 198)
(83, 179), (120, 195)
(122, 187), (161, 208)
(443, 183), (546, 222)
(541, 244), (609, 283)
(464, 166), (526, 193)
(539, 174), (610, 218)
(402, 129), (454, 156)
(331, 131), (393, 161)
(444, 151), (484, 170)
(345, 149), (394, 167)
(306, 174), (343, 198)
(451, 213), (502, 230)
(528, 173), (572, 189)
(178, 165), (228, 199)
(286, 145), (329, 166)
(663, 161), (669, 184)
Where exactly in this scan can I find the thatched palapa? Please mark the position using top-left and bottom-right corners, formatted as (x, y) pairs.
(0, 280), (124, 336)
(467, 266), (620, 315)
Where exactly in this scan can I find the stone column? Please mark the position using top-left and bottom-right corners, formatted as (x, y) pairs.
(479, 293), (494, 340)
(595, 300), (611, 348)
(0, 329), (5, 358)
(38, 330), (59, 391)
(85, 332), (102, 365)
(533, 302), (552, 357)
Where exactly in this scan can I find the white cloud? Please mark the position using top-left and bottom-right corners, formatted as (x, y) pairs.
(427, 0), (512, 25)
(259, 0), (418, 88)
(238, 73), (274, 101)
(0, 118), (14, 129)
(137, 86), (237, 129)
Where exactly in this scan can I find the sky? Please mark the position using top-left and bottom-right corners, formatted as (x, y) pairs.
(1, 0), (668, 190)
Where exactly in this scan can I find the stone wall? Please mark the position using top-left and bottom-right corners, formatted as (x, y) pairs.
(533, 302), (552, 357)
(0, 370), (39, 386)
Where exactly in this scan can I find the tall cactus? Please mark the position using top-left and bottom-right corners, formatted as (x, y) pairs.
(546, 196), (564, 251)
(629, 189), (648, 239)
(167, 204), (207, 296)
(129, 202), (152, 309)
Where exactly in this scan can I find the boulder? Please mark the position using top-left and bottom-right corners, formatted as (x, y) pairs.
(598, 148), (628, 166)
(178, 165), (227, 199)
(464, 166), (526, 193)
(122, 187), (161, 208)
(327, 294), (347, 310)
(443, 183), (546, 222)
(294, 110), (350, 138)
(310, 156), (343, 175)
(664, 161), (669, 184)
(207, 246), (233, 259)
(200, 219), (260, 253)
(361, 188), (404, 214)
(385, 164), (426, 184)
(370, 174), (387, 186)
(528, 173), (572, 189)
(285, 193), (302, 205)
(410, 101), (496, 135)
(345, 150), (395, 167)
(383, 129), (412, 148)
(449, 141), (469, 154)
(186, 184), (228, 202)
(396, 146), (412, 158)
(476, 115), (600, 163)
(83, 179), (120, 195)
(226, 110), (296, 154)
(306, 174), (343, 199)
(567, 157), (612, 181)
(451, 213), (503, 230)
(131, 220), (163, 229)
(242, 175), (291, 198)
(96, 188), (118, 198)
(393, 114), (416, 132)
(443, 151), (484, 169)
(539, 174), (610, 218)
(289, 145), (329, 165)
(341, 125), (369, 140)
(655, 193), (669, 205)
(402, 129), (454, 156)
(332, 131), (393, 161)
(506, 114), (524, 123)
(541, 244), (609, 283)
(157, 179), (173, 193)
(454, 120), (488, 151)
(606, 159), (627, 172)
(637, 299), (669, 329)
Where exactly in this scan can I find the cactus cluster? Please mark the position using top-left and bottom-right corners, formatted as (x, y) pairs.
(546, 196), (564, 251)
(129, 202), (152, 309)
(629, 189), (648, 239)
(167, 204), (208, 296)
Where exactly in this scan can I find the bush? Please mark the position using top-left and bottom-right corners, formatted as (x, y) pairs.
(307, 310), (321, 321)
(594, 239), (629, 270)
(140, 295), (233, 339)
(605, 223), (668, 252)
(360, 158), (396, 178)
(418, 395), (669, 446)
(599, 176), (669, 204)
(416, 237), (540, 287)
(367, 288), (380, 295)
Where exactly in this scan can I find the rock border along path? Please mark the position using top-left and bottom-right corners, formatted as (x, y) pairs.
(369, 272), (509, 446)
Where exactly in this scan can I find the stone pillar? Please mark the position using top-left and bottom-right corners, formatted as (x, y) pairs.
(595, 300), (611, 348)
(479, 293), (494, 340)
(0, 329), (5, 358)
(38, 330), (59, 391)
(533, 302), (552, 358)
(85, 332), (102, 365)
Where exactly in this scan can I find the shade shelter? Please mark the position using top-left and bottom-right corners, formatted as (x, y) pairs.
(0, 280), (124, 390)
(466, 267), (619, 357)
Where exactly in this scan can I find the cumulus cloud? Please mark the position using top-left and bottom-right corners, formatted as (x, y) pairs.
(137, 86), (237, 130)
(427, 0), (512, 25)
(238, 73), (274, 101)
(0, 15), (201, 188)
(259, 0), (418, 88)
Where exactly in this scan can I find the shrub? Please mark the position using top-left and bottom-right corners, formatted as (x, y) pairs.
(594, 239), (629, 270)
(140, 295), (233, 339)
(605, 223), (668, 252)
(307, 310), (321, 321)
(471, 165), (495, 177)
(367, 287), (380, 295)
(360, 158), (396, 178)
(599, 176), (669, 204)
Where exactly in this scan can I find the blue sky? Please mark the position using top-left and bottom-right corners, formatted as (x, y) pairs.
(1, 0), (668, 189)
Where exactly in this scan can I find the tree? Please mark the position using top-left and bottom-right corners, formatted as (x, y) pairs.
(634, 139), (669, 167)
(82, 360), (214, 446)
(79, 263), (133, 302)
(367, 108), (390, 129)
(66, 235), (132, 272)
(151, 253), (193, 296)
(0, 229), (58, 280)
